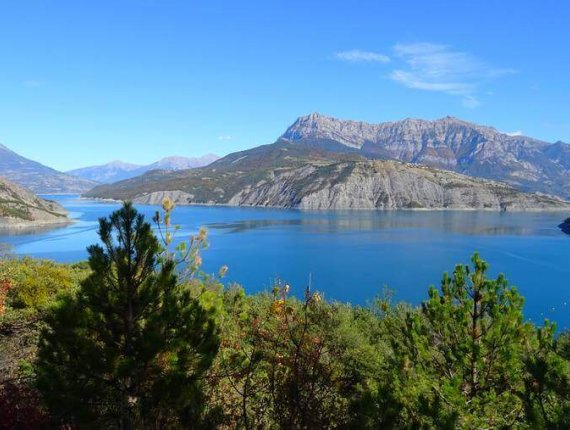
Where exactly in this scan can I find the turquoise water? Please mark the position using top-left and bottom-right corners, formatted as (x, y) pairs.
(1, 195), (570, 329)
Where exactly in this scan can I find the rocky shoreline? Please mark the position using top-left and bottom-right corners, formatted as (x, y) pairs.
(83, 192), (570, 213)
(0, 217), (73, 230)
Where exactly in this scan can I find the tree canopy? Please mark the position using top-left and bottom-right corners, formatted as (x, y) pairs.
(35, 202), (219, 428)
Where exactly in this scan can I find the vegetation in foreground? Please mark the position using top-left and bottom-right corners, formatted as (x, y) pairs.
(1, 201), (570, 429)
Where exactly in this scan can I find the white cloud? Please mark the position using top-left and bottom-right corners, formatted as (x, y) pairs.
(389, 43), (515, 108)
(334, 50), (390, 63)
(389, 70), (474, 95)
(505, 130), (523, 137)
(218, 135), (233, 141)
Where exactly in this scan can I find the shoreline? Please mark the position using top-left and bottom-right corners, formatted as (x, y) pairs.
(0, 218), (75, 231)
(80, 196), (570, 213)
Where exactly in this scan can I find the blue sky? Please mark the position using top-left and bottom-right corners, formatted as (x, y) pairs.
(0, 0), (569, 171)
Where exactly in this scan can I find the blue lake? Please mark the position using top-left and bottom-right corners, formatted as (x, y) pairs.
(1, 195), (570, 329)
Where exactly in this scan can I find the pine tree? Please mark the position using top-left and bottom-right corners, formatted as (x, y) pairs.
(522, 322), (570, 426)
(391, 253), (533, 427)
(36, 202), (219, 428)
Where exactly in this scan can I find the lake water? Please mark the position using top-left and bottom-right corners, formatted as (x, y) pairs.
(1, 195), (570, 329)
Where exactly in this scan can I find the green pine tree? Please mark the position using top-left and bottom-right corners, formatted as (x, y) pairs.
(522, 322), (570, 427)
(390, 253), (533, 427)
(36, 202), (219, 428)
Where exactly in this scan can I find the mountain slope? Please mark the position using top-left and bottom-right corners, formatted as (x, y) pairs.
(68, 154), (220, 183)
(84, 142), (568, 211)
(0, 177), (69, 227)
(282, 113), (570, 199)
(85, 142), (363, 201)
(0, 144), (97, 193)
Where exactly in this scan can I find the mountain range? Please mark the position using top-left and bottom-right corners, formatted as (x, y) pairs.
(5, 113), (570, 210)
(0, 144), (97, 193)
(67, 154), (220, 183)
(0, 142), (219, 193)
(85, 132), (570, 211)
(282, 113), (570, 199)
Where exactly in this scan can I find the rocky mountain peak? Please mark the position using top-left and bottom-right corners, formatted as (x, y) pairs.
(107, 160), (140, 168)
(280, 113), (569, 199)
(282, 113), (381, 148)
(307, 111), (324, 119)
(283, 113), (501, 143)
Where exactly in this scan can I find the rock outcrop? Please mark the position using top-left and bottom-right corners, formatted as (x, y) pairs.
(225, 160), (568, 211)
(132, 190), (196, 206)
(0, 177), (69, 227)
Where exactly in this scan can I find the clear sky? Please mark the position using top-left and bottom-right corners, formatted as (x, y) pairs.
(0, 0), (569, 171)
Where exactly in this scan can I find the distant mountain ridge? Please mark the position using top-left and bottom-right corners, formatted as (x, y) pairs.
(68, 154), (219, 183)
(66, 161), (140, 184)
(282, 113), (570, 199)
(0, 143), (97, 193)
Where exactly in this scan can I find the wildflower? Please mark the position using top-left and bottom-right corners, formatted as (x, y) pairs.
(197, 227), (207, 242)
(194, 254), (202, 267)
(219, 265), (228, 278)
(162, 197), (175, 212)
(271, 300), (285, 314)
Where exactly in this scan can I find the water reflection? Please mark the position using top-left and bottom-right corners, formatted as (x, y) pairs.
(207, 211), (563, 237)
(208, 219), (303, 233)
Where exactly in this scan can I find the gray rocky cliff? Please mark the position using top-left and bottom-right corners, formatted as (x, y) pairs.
(225, 160), (568, 211)
(100, 159), (569, 211)
(282, 113), (570, 199)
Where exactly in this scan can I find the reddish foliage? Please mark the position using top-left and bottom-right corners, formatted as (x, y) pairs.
(0, 381), (50, 429)
(0, 278), (10, 316)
